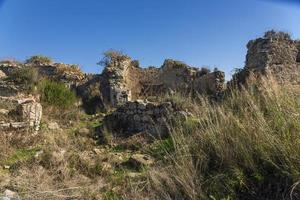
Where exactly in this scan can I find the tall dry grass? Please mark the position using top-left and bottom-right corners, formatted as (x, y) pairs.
(126, 76), (300, 200)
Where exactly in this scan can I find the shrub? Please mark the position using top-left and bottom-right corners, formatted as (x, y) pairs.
(25, 55), (53, 65)
(9, 67), (39, 92)
(55, 63), (83, 75)
(131, 60), (140, 68)
(38, 80), (77, 108)
(98, 49), (129, 66)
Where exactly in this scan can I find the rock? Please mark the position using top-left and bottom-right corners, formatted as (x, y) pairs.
(125, 154), (154, 170)
(107, 152), (127, 166)
(101, 101), (175, 138)
(0, 123), (10, 129)
(0, 70), (6, 79)
(230, 31), (300, 87)
(93, 148), (105, 155)
(10, 122), (28, 129)
(0, 196), (10, 200)
(0, 109), (9, 115)
(34, 150), (44, 158)
(127, 172), (141, 178)
(48, 122), (60, 130)
(17, 101), (42, 130)
(2, 189), (18, 199)
(3, 165), (10, 170)
(101, 162), (113, 174)
(78, 127), (90, 135)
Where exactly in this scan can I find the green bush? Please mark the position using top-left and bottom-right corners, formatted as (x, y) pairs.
(25, 55), (53, 65)
(38, 80), (77, 108)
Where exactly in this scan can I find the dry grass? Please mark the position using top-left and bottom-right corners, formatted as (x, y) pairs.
(2, 74), (300, 199)
(124, 75), (300, 200)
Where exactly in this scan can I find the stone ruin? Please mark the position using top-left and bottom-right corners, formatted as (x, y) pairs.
(101, 31), (300, 138)
(232, 31), (300, 86)
(1, 30), (299, 137)
(0, 62), (86, 89)
(102, 101), (174, 138)
(0, 96), (42, 131)
(78, 55), (226, 113)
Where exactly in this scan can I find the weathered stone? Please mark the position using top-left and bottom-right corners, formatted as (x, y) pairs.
(78, 127), (90, 135)
(231, 31), (300, 87)
(0, 109), (9, 115)
(0, 70), (6, 79)
(0, 83), (19, 97)
(101, 101), (175, 138)
(94, 54), (226, 109)
(17, 101), (42, 130)
(2, 189), (18, 200)
(48, 122), (60, 130)
(125, 154), (154, 170)
(10, 122), (28, 128)
(0, 123), (10, 129)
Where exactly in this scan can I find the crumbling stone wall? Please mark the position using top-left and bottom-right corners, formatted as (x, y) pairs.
(0, 96), (42, 131)
(0, 63), (21, 77)
(246, 31), (298, 70)
(102, 101), (174, 137)
(0, 62), (86, 89)
(98, 57), (226, 108)
(232, 31), (300, 86)
(17, 100), (42, 130)
(193, 71), (225, 98)
(101, 59), (133, 107)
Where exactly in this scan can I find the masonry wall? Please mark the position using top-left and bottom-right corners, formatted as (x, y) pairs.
(232, 31), (300, 86)
(246, 31), (298, 70)
(99, 57), (226, 108)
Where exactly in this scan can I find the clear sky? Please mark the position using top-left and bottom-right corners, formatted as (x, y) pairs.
(0, 0), (300, 79)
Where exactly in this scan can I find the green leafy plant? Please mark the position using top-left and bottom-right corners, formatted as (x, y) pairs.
(38, 80), (77, 108)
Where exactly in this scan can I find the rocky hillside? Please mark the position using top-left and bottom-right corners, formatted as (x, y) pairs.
(0, 31), (300, 199)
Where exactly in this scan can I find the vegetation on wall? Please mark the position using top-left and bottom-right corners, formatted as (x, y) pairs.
(9, 67), (39, 92)
(25, 55), (53, 65)
(98, 49), (130, 66)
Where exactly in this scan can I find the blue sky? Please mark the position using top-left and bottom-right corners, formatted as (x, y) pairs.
(0, 0), (299, 79)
